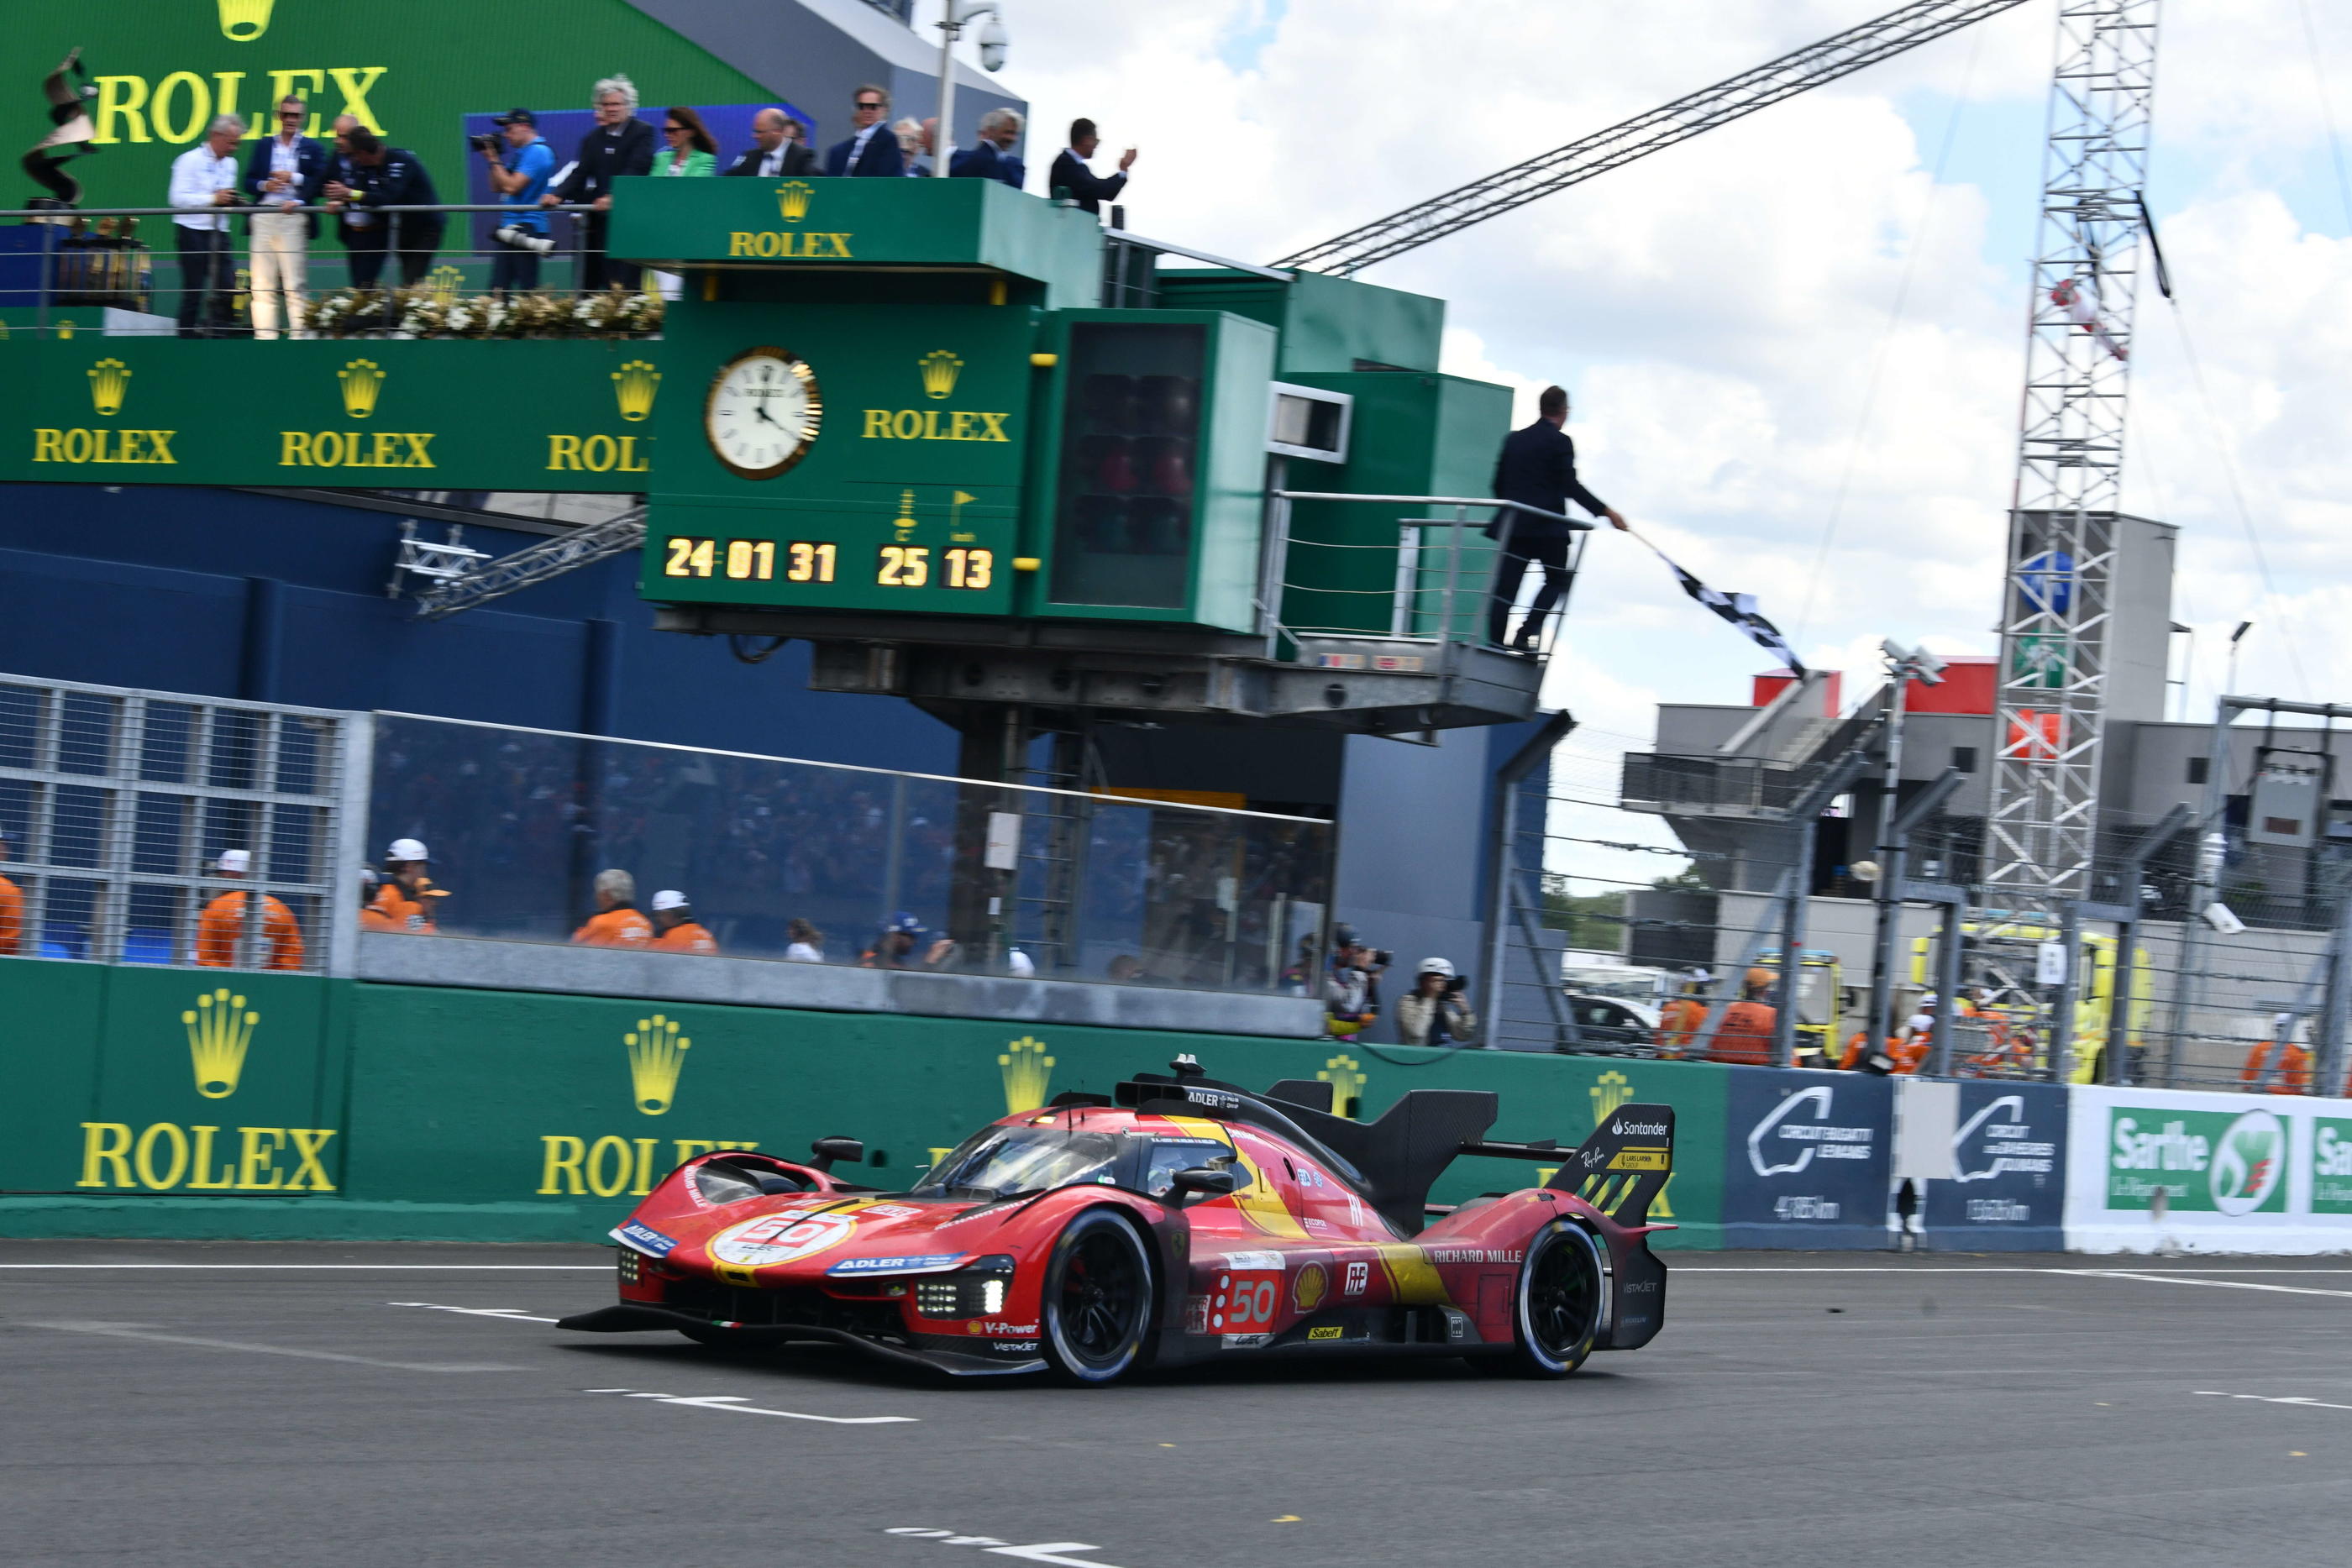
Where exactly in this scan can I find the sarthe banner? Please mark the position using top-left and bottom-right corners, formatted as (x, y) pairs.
(2066, 1083), (2352, 1255)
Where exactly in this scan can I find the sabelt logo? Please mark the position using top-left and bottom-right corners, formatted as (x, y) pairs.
(1746, 1085), (1875, 1177)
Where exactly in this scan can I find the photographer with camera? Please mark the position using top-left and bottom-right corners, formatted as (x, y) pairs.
(1323, 924), (1390, 1038)
(478, 108), (555, 296)
(1396, 957), (1478, 1047)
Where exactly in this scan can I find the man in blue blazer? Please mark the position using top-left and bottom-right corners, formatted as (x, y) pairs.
(948, 108), (1026, 188)
(243, 93), (331, 338)
(825, 84), (906, 176)
(1486, 385), (1627, 651)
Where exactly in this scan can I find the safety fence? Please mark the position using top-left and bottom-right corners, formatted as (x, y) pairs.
(6, 956), (2346, 1255)
(1488, 726), (2352, 1100)
(3, 204), (660, 341)
(0, 674), (1331, 1001)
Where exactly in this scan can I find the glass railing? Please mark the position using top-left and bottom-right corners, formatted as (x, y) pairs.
(365, 713), (1332, 995)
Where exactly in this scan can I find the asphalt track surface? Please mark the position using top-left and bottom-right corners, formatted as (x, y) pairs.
(6, 1241), (2350, 1567)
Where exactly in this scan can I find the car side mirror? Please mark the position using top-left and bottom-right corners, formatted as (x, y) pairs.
(807, 1136), (864, 1172)
(1168, 1166), (1239, 1205)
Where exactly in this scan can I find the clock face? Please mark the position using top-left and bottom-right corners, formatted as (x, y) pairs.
(705, 348), (822, 480)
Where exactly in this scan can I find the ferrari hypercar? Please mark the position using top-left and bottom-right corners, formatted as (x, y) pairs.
(559, 1057), (1674, 1383)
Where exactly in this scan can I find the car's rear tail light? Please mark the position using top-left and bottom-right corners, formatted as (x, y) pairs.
(617, 1251), (641, 1285)
(912, 1256), (1015, 1319)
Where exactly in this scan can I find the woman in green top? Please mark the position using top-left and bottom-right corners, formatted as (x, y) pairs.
(661, 107), (717, 176)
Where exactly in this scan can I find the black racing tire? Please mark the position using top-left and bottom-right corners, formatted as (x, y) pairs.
(1039, 1209), (1155, 1387)
(1483, 1219), (1604, 1379)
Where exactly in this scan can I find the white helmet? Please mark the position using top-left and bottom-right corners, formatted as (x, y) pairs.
(388, 837), (428, 863)
(1417, 957), (1456, 978)
(217, 848), (252, 873)
(650, 889), (689, 912)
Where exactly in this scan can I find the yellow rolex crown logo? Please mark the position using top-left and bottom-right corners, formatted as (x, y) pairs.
(338, 359), (386, 419)
(1316, 1052), (1367, 1118)
(427, 265), (465, 307)
(612, 360), (662, 422)
(183, 988), (260, 1100)
(1590, 1069), (1634, 1125)
(218, 0), (274, 42)
(918, 350), (963, 401)
(625, 1015), (690, 1115)
(775, 180), (815, 222)
(87, 358), (131, 417)
(999, 1036), (1054, 1114)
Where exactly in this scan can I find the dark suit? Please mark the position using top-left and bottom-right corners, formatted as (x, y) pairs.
(242, 134), (331, 234)
(1487, 418), (1609, 648)
(553, 118), (657, 290)
(721, 142), (817, 179)
(824, 124), (905, 178)
(1047, 149), (1125, 215)
(948, 139), (1023, 189)
(336, 147), (444, 292)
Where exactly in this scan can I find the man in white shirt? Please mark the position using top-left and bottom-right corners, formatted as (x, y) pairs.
(169, 114), (245, 337)
(244, 95), (327, 339)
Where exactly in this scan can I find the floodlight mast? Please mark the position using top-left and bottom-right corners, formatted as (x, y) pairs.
(1273, 0), (2033, 276)
(1979, 2), (2160, 973)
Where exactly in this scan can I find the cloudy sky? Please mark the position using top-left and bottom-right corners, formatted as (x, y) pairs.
(978, 0), (2352, 755)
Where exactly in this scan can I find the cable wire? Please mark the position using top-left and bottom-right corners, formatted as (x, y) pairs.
(2297, 0), (2352, 234)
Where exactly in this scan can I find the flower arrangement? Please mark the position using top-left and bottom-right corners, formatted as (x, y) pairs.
(302, 286), (659, 339)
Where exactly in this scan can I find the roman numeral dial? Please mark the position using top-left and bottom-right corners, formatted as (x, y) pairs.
(705, 347), (822, 480)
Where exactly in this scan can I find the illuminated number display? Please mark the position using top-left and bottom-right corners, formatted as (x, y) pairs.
(664, 538), (830, 582)
(877, 545), (931, 588)
(944, 548), (993, 590)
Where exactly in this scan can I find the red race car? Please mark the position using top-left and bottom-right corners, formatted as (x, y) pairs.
(559, 1057), (1673, 1383)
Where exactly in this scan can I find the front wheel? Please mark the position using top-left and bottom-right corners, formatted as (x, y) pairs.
(1040, 1209), (1154, 1386)
(1487, 1219), (1604, 1378)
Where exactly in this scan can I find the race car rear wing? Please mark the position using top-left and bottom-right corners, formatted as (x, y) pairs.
(1459, 1102), (1676, 1227)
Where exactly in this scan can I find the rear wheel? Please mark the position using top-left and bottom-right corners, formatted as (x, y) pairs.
(1040, 1209), (1154, 1386)
(1482, 1219), (1604, 1378)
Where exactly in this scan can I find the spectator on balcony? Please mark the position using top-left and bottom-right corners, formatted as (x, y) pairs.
(481, 108), (556, 298)
(893, 117), (934, 177)
(0, 828), (20, 955)
(784, 916), (825, 962)
(825, 85), (905, 177)
(243, 96), (328, 339)
(863, 911), (953, 970)
(543, 74), (657, 291)
(1705, 967), (1777, 1065)
(659, 107), (718, 178)
(197, 849), (306, 971)
(1048, 118), (1135, 216)
(572, 868), (654, 947)
(168, 114), (244, 338)
(1395, 958), (1478, 1046)
(324, 130), (444, 292)
(1487, 385), (1628, 652)
(649, 889), (719, 953)
(949, 108), (1026, 189)
(722, 108), (817, 179)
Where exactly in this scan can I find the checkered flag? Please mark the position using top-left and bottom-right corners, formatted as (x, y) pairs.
(1649, 544), (1807, 676)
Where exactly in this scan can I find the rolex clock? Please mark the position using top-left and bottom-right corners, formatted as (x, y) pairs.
(705, 347), (822, 479)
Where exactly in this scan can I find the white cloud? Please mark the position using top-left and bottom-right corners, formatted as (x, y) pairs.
(981, 0), (2352, 721)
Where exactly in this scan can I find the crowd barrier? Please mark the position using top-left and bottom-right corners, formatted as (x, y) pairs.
(4, 955), (2348, 1252)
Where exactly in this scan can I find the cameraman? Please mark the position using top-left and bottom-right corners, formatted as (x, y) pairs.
(479, 108), (555, 296)
(1324, 925), (1389, 1037)
(1396, 957), (1478, 1047)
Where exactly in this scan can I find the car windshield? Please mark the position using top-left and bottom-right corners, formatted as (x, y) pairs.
(911, 1126), (1123, 1200)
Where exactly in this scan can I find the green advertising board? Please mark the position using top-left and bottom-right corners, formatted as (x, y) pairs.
(2313, 1117), (2352, 1214)
(6, 0), (775, 209)
(2103, 1102), (2290, 1214)
(0, 338), (669, 490)
(1, 957), (1730, 1246)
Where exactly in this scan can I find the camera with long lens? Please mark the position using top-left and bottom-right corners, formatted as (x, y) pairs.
(495, 223), (556, 254)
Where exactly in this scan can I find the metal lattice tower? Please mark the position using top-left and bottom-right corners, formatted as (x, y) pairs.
(1982, 0), (2161, 919)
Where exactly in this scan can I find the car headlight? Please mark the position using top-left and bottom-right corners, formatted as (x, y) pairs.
(912, 1256), (1016, 1319)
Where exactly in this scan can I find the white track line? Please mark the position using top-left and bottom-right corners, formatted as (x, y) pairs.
(2198, 1391), (2352, 1411)
(20, 1320), (524, 1371)
(0, 1263), (607, 1270)
(386, 1302), (559, 1323)
(585, 1388), (916, 1424)
(2064, 1271), (2352, 1299)
(1677, 1266), (2352, 1274)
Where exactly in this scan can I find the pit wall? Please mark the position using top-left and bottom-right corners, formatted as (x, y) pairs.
(3, 957), (2345, 1252)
